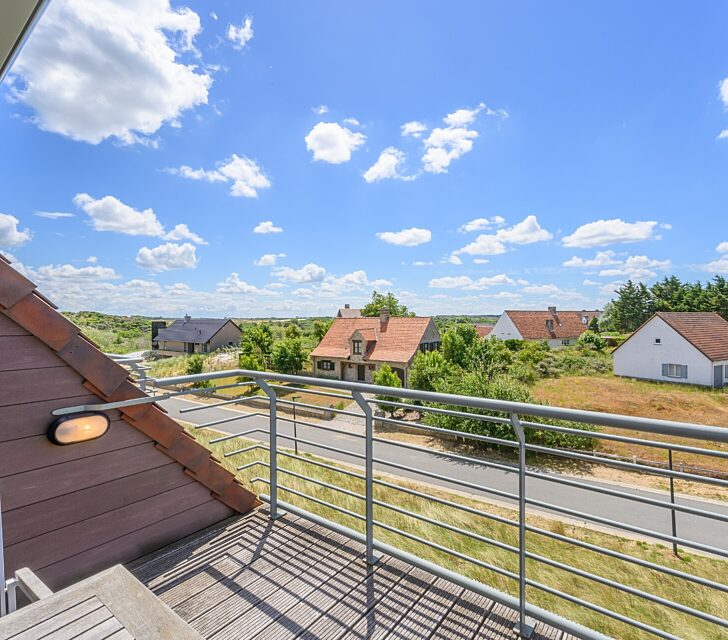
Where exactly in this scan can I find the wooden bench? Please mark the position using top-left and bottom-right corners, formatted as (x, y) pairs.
(0, 565), (202, 639)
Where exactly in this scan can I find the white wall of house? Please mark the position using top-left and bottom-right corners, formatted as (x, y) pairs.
(488, 313), (523, 340)
(613, 316), (717, 387)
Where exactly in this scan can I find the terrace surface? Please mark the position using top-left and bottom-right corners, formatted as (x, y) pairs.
(130, 508), (569, 640)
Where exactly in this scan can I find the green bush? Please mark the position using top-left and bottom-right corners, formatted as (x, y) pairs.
(577, 330), (607, 351)
(186, 355), (211, 388)
(372, 363), (403, 415)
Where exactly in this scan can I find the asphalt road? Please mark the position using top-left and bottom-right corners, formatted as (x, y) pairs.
(162, 396), (728, 552)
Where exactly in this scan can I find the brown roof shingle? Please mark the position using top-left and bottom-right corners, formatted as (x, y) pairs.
(505, 310), (588, 340)
(655, 312), (728, 361)
(311, 316), (435, 363)
(0, 254), (259, 514)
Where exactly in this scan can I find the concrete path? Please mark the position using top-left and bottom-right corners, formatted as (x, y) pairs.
(161, 396), (728, 552)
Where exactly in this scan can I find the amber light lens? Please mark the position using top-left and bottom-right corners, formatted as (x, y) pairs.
(48, 413), (110, 445)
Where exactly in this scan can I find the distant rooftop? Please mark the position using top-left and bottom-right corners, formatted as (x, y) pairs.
(155, 316), (239, 344)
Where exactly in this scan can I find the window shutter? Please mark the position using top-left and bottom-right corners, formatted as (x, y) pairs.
(661, 364), (668, 377)
(682, 365), (688, 379)
(316, 360), (322, 370)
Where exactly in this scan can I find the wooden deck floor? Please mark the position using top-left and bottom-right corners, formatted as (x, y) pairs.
(130, 509), (572, 640)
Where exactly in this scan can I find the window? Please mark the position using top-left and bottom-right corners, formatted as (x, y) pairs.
(317, 360), (335, 371)
(654, 338), (661, 345)
(352, 340), (362, 355)
(561, 339), (571, 346)
(724, 365), (728, 380)
(663, 363), (687, 379)
(420, 343), (428, 353)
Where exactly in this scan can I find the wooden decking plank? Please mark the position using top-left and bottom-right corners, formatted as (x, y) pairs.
(429, 591), (494, 640)
(67, 616), (124, 640)
(248, 548), (377, 640)
(295, 558), (414, 640)
(475, 603), (518, 639)
(8, 596), (103, 640)
(104, 630), (134, 640)
(383, 578), (465, 640)
(189, 523), (355, 637)
(212, 533), (364, 640)
(155, 515), (316, 610)
(133, 510), (270, 584)
(531, 620), (563, 640)
(35, 606), (116, 640)
(344, 566), (436, 640)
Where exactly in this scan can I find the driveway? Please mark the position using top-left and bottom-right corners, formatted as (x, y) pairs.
(161, 396), (728, 552)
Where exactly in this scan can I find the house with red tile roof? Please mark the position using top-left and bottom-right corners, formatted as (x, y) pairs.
(488, 306), (597, 346)
(474, 324), (493, 338)
(310, 309), (440, 386)
(613, 312), (728, 387)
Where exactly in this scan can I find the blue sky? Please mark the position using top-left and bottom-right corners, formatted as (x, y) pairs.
(2, 0), (728, 317)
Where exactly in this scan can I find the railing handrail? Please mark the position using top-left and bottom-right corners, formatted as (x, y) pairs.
(154, 368), (728, 443)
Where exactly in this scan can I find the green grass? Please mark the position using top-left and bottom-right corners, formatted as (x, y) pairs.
(187, 426), (727, 640)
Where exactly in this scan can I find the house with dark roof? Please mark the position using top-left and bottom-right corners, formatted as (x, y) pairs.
(613, 312), (728, 387)
(336, 303), (362, 318)
(310, 309), (440, 386)
(488, 306), (597, 346)
(152, 316), (241, 356)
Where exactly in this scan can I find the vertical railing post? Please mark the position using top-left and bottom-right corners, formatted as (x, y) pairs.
(353, 391), (378, 565)
(258, 380), (283, 520)
(510, 412), (534, 639)
(138, 367), (147, 393)
(0, 493), (6, 617)
(668, 449), (678, 556)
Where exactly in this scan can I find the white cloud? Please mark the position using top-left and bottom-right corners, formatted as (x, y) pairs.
(74, 193), (164, 236)
(598, 255), (671, 280)
(716, 241), (728, 253)
(583, 279), (599, 286)
(0, 214), (32, 247)
(473, 258), (490, 264)
(563, 250), (619, 268)
(34, 263), (120, 281)
(87, 256), (98, 263)
(273, 263), (326, 283)
(343, 117), (360, 127)
(429, 273), (515, 290)
(305, 122), (366, 163)
(719, 130), (728, 140)
(412, 261), (433, 266)
(363, 147), (413, 183)
(167, 154), (271, 198)
(253, 220), (282, 234)
(401, 121), (427, 138)
(458, 216), (505, 233)
(444, 254), (463, 265)
(9, 0), (211, 145)
(34, 211), (74, 219)
(453, 235), (506, 256)
(216, 273), (278, 295)
(312, 105), (329, 115)
(165, 223), (207, 244)
(562, 219), (660, 248)
(136, 242), (198, 272)
(422, 103), (507, 174)
(254, 253), (286, 266)
(707, 258), (728, 273)
(227, 17), (253, 49)
(494, 215), (552, 244)
(522, 283), (561, 295)
(376, 227), (432, 247)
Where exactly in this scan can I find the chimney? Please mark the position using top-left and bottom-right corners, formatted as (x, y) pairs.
(546, 318), (555, 333)
(380, 307), (390, 331)
(151, 320), (166, 341)
(548, 306), (557, 314)
(184, 314), (191, 323)
(344, 303), (350, 309)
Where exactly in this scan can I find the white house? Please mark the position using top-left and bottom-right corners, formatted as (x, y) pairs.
(613, 312), (728, 388)
(488, 307), (597, 347)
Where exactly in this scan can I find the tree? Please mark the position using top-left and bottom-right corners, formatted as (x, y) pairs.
(577, 330), (607, 351)
(409, 350), (454, 393)
(610, 280), (652, 332)
(362, 291), (413, 317)
(372, 363), (402, 415)
(238, 353), (264, 380)
(272, 336), (307, 374)
(441, 324), (478, 368)
(284, 322), (301, 340)
(313, 319), (333, 342)
(186, 355), (210, 388)
(588, 316), (600, 333)
(240, 323), (274, 367)
(469, 337), (513, 380)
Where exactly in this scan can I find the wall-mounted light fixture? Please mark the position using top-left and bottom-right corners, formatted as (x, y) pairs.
(47, 412), (110, 446)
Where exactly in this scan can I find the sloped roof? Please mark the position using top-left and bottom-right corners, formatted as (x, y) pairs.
(655, 312), (728, 361)
(0, 254), (258, 514)
(474, 324), (492, 338)
(337, 307), (362, 318)
(156, 317), (239, 343)
(311, 317), (435, 363)
(505, 310), (588, 340)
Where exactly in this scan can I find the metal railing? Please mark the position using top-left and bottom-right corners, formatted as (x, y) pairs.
(54, 366), (728, 639)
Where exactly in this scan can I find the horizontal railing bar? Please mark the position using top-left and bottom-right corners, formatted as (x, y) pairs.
(526, 497), (728, 558)
(194, 412), (267, 430)
(236, 461), (266, 471)
(224, 443), (268, 458)
(260, 481), (366, 521)
(264, 498), (612, 640)
(275, 398), (361, 417)
(278, 452), (366, 480)
(526, 469), (728, 523)
(372, 456), (519, 501)
(267, 384), (353, 401)
(156, 369), (728, 442)
(370, 398), (513, 427)
(375, 414), (517, 448)
(179, 395), (263, 413)
(276, 466), (365, 500)
(208, 427), (267, 444)
(275, 415), (366, 440)
(524, 443), (728, 488)
(272, 434), (367, 460)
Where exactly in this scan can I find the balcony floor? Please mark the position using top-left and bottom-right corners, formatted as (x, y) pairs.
(129, 508), (570, 640)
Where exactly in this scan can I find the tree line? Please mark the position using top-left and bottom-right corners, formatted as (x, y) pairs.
(602, 276), (728, 333)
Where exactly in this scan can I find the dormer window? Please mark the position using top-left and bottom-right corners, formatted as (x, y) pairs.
(352, 340), (362, 355)
(654, 338), (661, 345)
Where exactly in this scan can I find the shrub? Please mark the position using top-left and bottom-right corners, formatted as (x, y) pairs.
(409, 350), (455, 392)
(186, 355), (211, 388)
(372, 363), (403, 415)
(578, 330), (607, 351)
